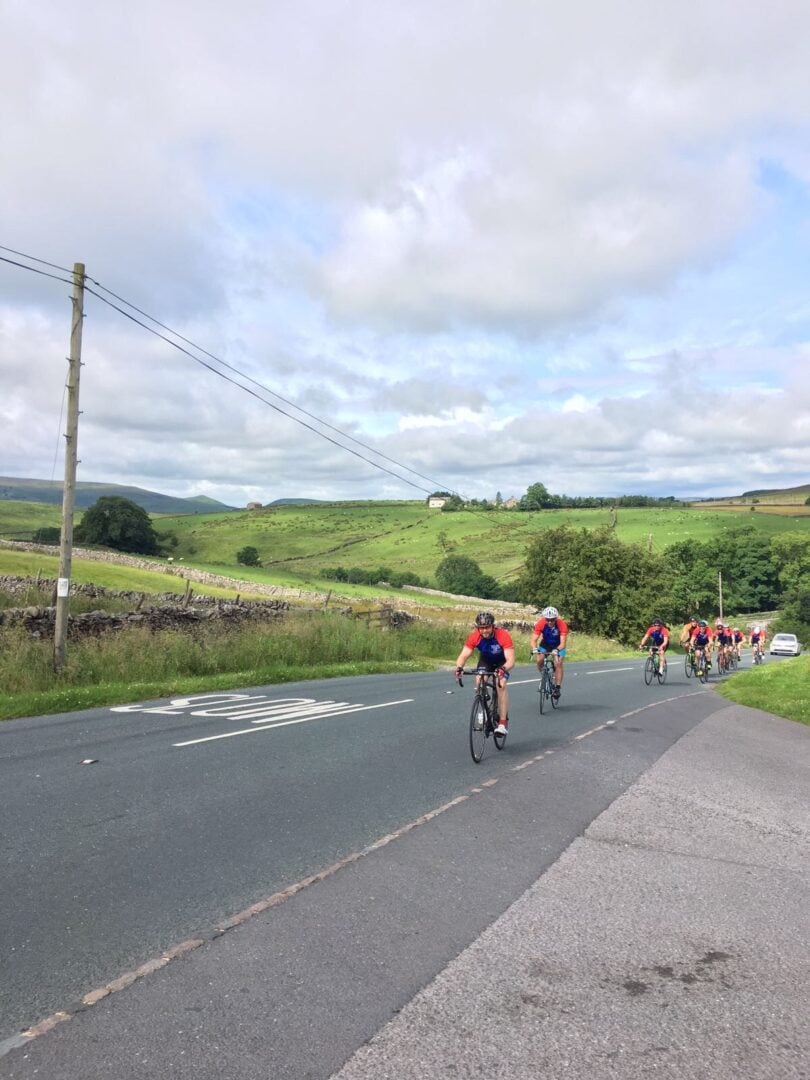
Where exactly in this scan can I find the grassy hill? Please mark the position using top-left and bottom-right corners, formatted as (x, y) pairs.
(3, 491), (810, 594)
(694, 482), (810, 515)
(0, 477), (235, 515)
(153, 500), (810, 585)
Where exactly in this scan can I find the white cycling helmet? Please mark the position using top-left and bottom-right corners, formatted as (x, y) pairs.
(753, 625), (761, 632)
(542, 606), (559, 619)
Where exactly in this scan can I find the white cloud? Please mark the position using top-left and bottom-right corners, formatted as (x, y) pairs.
(1, 0), (809, 505)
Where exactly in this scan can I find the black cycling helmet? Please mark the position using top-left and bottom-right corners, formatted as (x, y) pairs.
(652, 618), (663, 626)
(690, 615), (698, 623)
(475, 611), (495, 627)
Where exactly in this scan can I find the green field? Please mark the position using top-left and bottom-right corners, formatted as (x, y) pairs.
(0, 499), (66, 540)
(3, 498), (810, 590)
(154, 502), (810, 583)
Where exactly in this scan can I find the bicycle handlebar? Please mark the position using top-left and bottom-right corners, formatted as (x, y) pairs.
(456, 666), (503, 687)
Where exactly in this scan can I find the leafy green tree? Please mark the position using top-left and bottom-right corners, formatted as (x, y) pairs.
(519, 482), (551, 511)
(517, 526), (674, 641)
(667, 540), (721, 618)
(32, 526), (61, 545)
(440, 494), (465, 512)
(770, 533), (810, 596)
(75, 496), (159, 555)
(236, 545), (261, 567)
(435, 555), (498, 598)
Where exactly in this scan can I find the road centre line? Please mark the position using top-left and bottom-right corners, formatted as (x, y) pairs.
(173, 699), (414, 747)
(11, 692), (698, 1055)
(584, 667), (635, 674)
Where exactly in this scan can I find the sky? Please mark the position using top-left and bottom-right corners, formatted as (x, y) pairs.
(1, 0), (809, 508)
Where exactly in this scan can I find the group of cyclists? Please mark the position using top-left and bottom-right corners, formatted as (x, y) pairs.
(454, 606), (568, 738)
(455, 607), (767, 741)
(640, 616), (767, 675)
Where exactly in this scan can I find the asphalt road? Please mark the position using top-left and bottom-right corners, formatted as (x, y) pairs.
(0, 652), (764, 1073)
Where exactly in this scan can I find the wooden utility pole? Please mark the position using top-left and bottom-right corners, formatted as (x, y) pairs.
(53, 263), (85, 671)
(718, 570), (724, 622)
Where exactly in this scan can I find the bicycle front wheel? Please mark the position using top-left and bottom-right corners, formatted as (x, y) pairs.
(658, 662), (668, 684)
(469, 696), (488, 763)
(644, 656), (655, 685)
(538, 668), (548, 714)
(684, 652), (693, 678)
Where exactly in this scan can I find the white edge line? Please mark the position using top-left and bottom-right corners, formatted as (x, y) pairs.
(173, 699), (415, 746)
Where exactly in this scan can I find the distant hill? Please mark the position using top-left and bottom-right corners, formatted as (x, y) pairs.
(741, 483), (810, 499)
(267, 498), (323, 506)
(0, 477), (236, 515)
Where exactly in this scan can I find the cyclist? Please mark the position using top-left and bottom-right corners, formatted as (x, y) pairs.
(732, 627), (744, 661)
(690, 619), (713, 671)
(455, 612), (515, 737)
(679, 616), (699, 659)
(531, 605), (569, 700)
(715, 621), (732, 669)
(749, 624), (766, 661)
(640, 618), (669, 675)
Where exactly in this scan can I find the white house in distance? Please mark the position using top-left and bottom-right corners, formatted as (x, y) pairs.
(428, 496), (447, 509)
(246, 501), (263, 510)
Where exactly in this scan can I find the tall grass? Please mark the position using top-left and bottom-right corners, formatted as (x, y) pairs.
(0, 612), (632, 721)
(0, 614), (462, 719)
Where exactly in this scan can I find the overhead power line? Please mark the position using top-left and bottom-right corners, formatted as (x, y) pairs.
(83, 286), (442, 497)
(86, 275), (459, 497)
(1, 244), (466, 498)
(0, 252), (73, 286)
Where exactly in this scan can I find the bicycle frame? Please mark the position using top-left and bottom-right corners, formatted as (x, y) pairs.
(537, 652), (559, 713)
(458, 667), (506, 762)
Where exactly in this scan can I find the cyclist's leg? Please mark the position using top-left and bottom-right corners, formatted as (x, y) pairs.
(553, 650), (564, 695)
(496, 673), (509, 723)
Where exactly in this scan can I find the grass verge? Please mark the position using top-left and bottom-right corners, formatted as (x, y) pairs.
(715, 655), (810, 726)
(0, 616), (630, 721)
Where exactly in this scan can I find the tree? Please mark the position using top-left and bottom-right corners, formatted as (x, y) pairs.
(32, 526), (61, 545)
(435, 555), (498, 598)
(519, 482), (551, 511)
(75, 496), (159, 555)
(236, 546), (261, 567)
(516, 526), (674, 641)
(439, 494), (465, 511)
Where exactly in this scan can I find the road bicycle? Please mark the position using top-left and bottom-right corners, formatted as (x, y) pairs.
(457, 667), (507, 763)
(642, 646), (667, 686)
(716, 647), (730, 675)
(684, 648), (697, 679)
(536, 651), (560, 714)
(752, 645), (764, 665)
(692, 646), (710, 684)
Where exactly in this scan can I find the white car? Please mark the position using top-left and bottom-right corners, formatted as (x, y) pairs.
(769, 633), (802, 656)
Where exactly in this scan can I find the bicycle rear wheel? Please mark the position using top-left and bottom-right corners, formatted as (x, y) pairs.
(644, 656), (655, 685)
(469, 695), (488, 763)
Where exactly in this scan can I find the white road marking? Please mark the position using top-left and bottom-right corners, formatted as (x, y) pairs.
(584, 667), (635, 674)
(173, 698), (414, 747)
